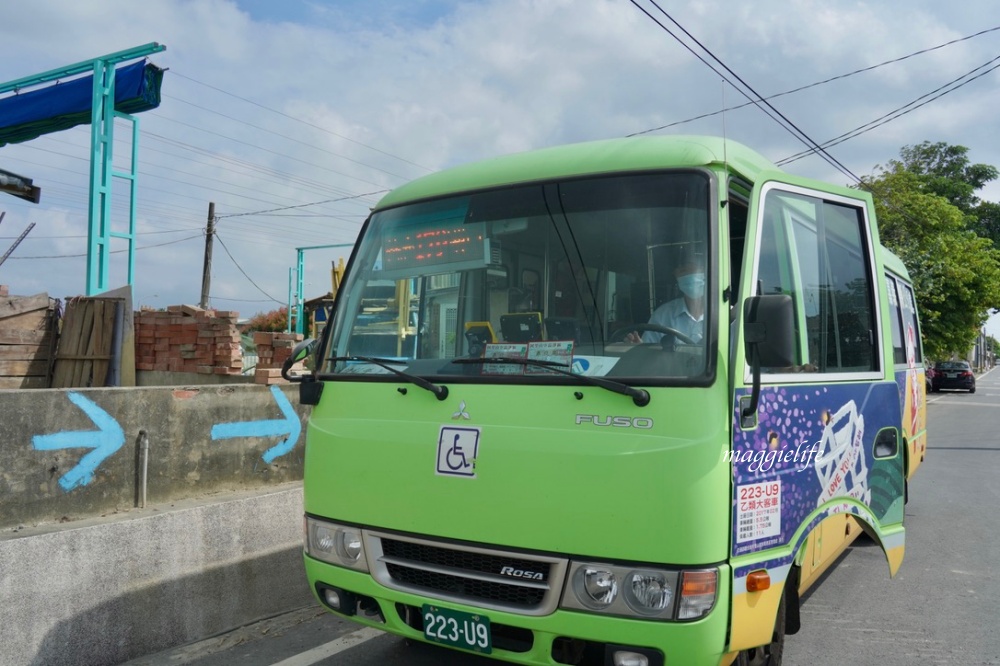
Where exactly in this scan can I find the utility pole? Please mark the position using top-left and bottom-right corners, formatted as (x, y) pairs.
(200, 202), (215, 309)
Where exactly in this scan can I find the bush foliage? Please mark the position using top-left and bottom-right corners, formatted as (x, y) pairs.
(243, 307), (288, 333)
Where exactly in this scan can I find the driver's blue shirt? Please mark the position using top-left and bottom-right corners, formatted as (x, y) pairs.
(641, 298), (704, 344)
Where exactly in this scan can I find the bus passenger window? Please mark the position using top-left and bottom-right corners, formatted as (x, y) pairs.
(756, 189), (878, 374)
(885, 275), (906, 365)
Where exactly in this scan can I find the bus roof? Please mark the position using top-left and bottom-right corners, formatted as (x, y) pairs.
(880, 245), (911, 281)
(374, 135), (780, 210)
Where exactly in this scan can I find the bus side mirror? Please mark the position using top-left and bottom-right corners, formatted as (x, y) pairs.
(282, 338), (323, 405)
(741, 295), (795, 427)
(281, 338), (317, 382)
(743, 294), (795, 367)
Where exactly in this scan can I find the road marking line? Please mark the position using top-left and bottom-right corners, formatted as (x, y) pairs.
(930, 400), (998, 408)
(270, 627), (385, 666)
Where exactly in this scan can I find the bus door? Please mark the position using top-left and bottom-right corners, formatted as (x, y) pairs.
(884, 271), (927, 479)
(728, 181), (907, 652)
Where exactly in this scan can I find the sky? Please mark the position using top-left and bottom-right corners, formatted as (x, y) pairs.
(1, 0), (1000, 337)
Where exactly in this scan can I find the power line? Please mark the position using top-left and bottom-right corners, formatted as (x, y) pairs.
(777, 55), (1000, 166)
(211, 296), (278, 303)
(169, 70), (434, 173)
(1, 81), (387, 249)
(629, 24), (1000, 137)
(5, 141), (319, 217)
(631, 0), (862, 184)
(216, 190), (387, 220)
(139, 134), (367, 202)
(5, 233), (203, 260)
(3, 146), (372, 242)
(214, 232), (283, 304)
(151, 114), (394, 190)
(0, 227), (201, 241)
(9, 123), (379, 227)
(165, 94), (414, 181)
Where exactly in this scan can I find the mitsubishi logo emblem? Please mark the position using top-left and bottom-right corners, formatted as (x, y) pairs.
(452, 400), (470, 420)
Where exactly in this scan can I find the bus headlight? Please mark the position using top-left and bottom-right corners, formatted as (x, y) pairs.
(563, 561), (711, 620)
(336, 529), (364, 563)
(573, 565), (618, 609)
(623, 570), (674, 616)
(305, 518), (369, 572)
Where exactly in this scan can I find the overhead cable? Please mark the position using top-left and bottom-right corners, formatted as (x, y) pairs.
(630, 0), (862, 184)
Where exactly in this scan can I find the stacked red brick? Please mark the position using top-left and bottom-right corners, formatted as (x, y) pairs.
(252, 331), (304, 385)
(135, 305), (243, 375)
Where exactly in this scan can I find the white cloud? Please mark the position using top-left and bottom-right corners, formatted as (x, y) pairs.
(2, 0), (999, 315)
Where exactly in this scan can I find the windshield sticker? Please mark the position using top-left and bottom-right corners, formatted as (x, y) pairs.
(339, 363), (401, 375)
(571, 355), (620, 376)
(436, 426), (481, 478)
(525, 341), (574, 375)
(483, 343), (528, 375)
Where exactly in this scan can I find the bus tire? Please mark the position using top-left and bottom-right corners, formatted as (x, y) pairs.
(736, 592), (785, 666)
(785, 565), (801, 635)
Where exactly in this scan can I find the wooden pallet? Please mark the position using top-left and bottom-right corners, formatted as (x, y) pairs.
(51, 297), (126, 388)
(0, 292), (57, 389)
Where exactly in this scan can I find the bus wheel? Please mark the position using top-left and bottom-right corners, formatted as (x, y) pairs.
(736, 593), (785, 666)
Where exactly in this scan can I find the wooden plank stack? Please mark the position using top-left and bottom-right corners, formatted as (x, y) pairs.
(51, 297), (124, 388)
(0, 287), (58, 389)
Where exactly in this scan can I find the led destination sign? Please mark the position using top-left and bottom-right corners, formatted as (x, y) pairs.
(379, 219), (488, 276)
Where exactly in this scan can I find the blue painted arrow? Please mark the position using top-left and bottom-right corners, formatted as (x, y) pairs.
(211, 385), (301, 463)
(32, 392), (125, 491)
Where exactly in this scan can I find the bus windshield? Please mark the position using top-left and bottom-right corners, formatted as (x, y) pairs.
(324, 171), (713, 383)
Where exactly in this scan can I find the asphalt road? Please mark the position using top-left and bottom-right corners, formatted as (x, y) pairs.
(784, 366), (1000, 665)
(128, 367), (1000, 666)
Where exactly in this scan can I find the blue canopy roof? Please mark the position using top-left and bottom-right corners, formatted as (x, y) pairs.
(0, 60), (164, 147)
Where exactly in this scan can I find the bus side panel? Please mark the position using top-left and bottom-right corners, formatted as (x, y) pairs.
(895, 364), (927, 478)
(888, 267), (927, 478)
(727, 381), (905, 651)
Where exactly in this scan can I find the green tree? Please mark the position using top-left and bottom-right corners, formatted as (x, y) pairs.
(862, 163), (1000, 359)
(970, 200), (1000, 250)
(893, 141), (1000, 250)
(896, 141), (998, 213)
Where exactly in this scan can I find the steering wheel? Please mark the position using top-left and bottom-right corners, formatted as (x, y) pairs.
(610, 323), (697, 346)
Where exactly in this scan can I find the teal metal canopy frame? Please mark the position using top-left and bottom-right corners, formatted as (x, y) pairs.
(288, 243), (354, 334)
(0, 42), (166, 295)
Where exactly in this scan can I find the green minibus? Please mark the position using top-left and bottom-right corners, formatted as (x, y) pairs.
(285, 135), (913, 665)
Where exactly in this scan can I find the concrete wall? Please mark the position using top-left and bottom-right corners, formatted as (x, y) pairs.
(0, 485), (313, 666)
(0, 384), (309, 530)
(135, 370), (255, 386)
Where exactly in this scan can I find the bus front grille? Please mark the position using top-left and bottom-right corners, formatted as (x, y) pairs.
(365, 531), (568, 616)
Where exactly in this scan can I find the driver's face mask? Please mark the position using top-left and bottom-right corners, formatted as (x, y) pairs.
(677, 272), (705, 299)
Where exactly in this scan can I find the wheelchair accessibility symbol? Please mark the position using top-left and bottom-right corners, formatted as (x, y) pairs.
(436, 426), (480, 477)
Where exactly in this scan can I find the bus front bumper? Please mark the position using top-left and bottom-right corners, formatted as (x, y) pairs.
(304, 555), (732, 666)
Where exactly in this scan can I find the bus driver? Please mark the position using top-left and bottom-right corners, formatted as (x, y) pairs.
(625, 256), (705, 344)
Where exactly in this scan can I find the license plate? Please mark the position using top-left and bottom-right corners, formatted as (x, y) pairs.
(947, 372), (958, 378)
(422, 604), (492, 654)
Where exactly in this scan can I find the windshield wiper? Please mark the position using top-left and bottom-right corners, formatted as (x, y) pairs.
(453, 357), (650, 407)
(329, 356), (449, 401)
